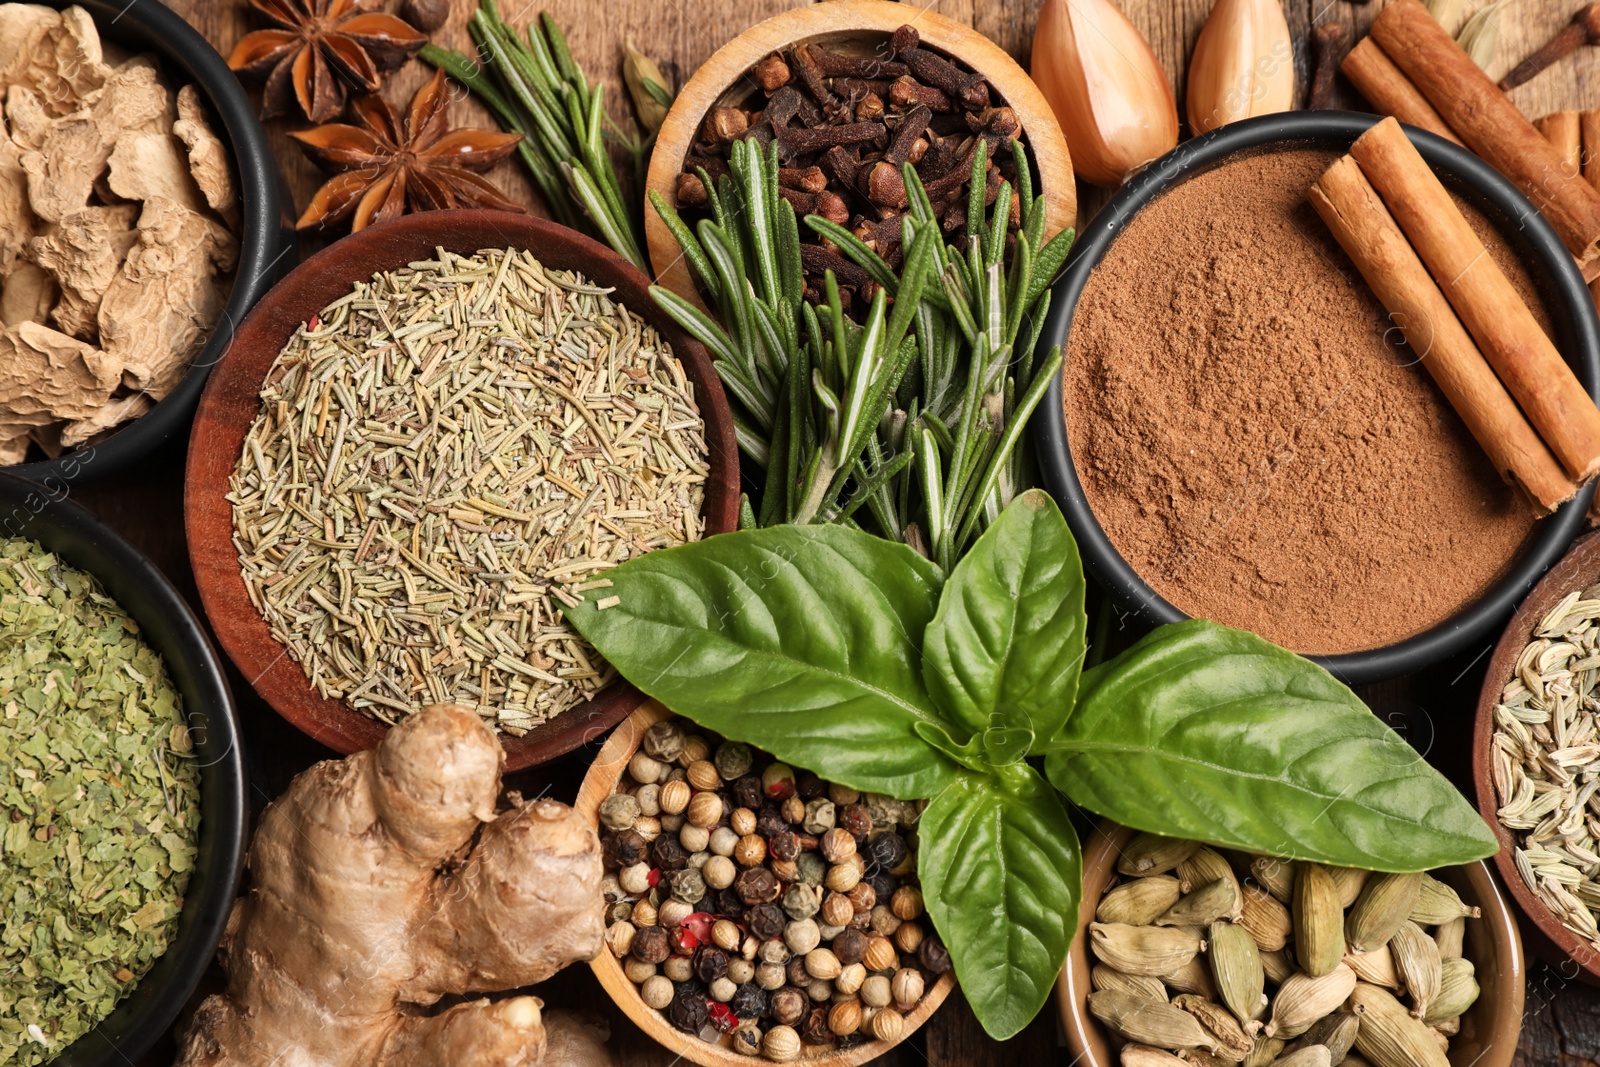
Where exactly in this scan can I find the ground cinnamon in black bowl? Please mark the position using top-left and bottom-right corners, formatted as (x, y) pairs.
(1064, 148), (1539, 656)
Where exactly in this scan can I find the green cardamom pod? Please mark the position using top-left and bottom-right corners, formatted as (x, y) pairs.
(1348, 982), (1450, 1067)
(1422, 956), (1479, 1024)
(1209, 920), (1266, 1033)
(1387, 919), (1441, 1019)
(1088, 989), (1220, 1052)
(1265, 965), (1357, 1039)
(1408, 874), (1480, 925)
(1099, 875), (1185, 925)
(1260, 948), (1296, 984)
(1287, 1009), (1360, 1064)
(1294, 863), (1346, 977)
(1271, 1047), (1332, 1067)
(1433, 917), (1465, 960)
(1159, 879), (1242, 927)
(1341, 945), (1403, 991)
(1119, 1045), (1191, 1067)
(1179, 847), (1242, 897)
(1327, 866), (1371, 909)
(1091, 964), (1170, 1002)
(1162, 954), (1220, 1000)
(1345, 873), (1422, 954)
(1173, 992), (1255, 1059)
(1090, 922), (1204, 976)
(1119, 833), (1204, 877)
(1242, 1034), (1286, 1067)
(1250, 856), (1296, 902)
(1239, 883), (1292, 952)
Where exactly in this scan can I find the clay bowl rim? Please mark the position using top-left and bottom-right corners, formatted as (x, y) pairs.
(5, 0), (292, 488)
(1473, 528), (1600, 982)
(642, 0), (1076, 307)
(184, 210), (741, 771)
(573, 701), (955, 1067)
(1059, 821), (1526, 1067)
(1031, 109), (1599, 688)
(0, 471), (247, 1067)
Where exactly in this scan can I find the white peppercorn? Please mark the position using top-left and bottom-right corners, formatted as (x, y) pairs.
(709, 826), (739, 856)
(623, 957), (657, 984)
(600, 873), (623, 902)
(834, 962), (866, 996)
(702, 855), (736, 890)
(860, 974), (892, 1008)
(663, 956), (693, 982)
(660, 812), (685, 833)
(709, 976), (737, 1003)
(763, 1024), (801, 1062)
(679, 823), (710, 854)
(870, 904), (902, 937)
(759, 940), (791, 965)
(756, 962), (787, 990)
(658, 899), (693, 928)
(727, 957), (755, 985)
(599, 793), (640, 831)
(628, 752), (664, 785)
(817, 923), (845, 941)
(783, 918), (821, 956)
(805, 977), (834, 1003)
(730, 1020), (762, 1057)
(619, 862), (651, 896)
(640, 973), (674, 1010)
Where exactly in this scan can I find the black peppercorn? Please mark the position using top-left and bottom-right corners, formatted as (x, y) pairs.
(867, 832), (908, 871)
(801, 1005), (833, 1045)
(838, 803), (873, 838)
(716, 888), (748, 920)
(653, 834), (690, 871)
(694, 892), (718, 915)
(757, 807), (789, 838)
(786, 956), (811, 987)
(833, 927), (869, 966)
(603, 829), (648, 869)
(728, 981), (768, 1019)
(694, 944), (730, 983)
(919, 934), (953, 975)
(736, 866), (781, 905)
(770, 986), (810, 1027)
(733, 774), (763, 810)
(667, 983), (710, 1033)
(866, 871), (897, 901)
(770, 830), (802, 861)
(797, 771), (826, 800)
(633, 925), (671, 964)
(748, 903), (787, 941)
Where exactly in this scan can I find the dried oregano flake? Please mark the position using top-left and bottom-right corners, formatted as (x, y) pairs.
(0, 536), (200, 1066)
(228, 247), (708, 735)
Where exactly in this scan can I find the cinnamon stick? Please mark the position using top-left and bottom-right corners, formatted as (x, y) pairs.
(1583, 109), (1600, 187)
(1309, 156), (1575, 514)
(1538, 111), (1583, 180)
(1340, 38), (1462, 146)
(1349, 117), (1600, 482)
(1369, 0), (1600, 280)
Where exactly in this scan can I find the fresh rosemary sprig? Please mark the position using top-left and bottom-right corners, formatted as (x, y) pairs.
(648, 139), (1074, 567)
(421, 1), (656, 269)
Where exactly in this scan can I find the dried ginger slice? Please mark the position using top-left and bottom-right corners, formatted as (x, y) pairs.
(106, 129), (207, 215)
(61, 391), (152, 448)
(5, 86), (53, 151)
(0, 5), (62, 92)
(0, 425), (28, 465)
(0, 116), (34, 274)
(29, 204), (140, 340)
(99, 197), (236, 399)
(174, 85), (236, 225)
(0, 319), (119, 423)
(1, 260), (55, 327)
(3, 5), (111, 117)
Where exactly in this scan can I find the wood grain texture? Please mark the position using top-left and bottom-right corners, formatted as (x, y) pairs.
(112, 0), (1600, 1062)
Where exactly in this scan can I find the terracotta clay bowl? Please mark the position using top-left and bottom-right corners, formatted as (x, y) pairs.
(574, 702), (955, 1066)
(1060, 822), (1526, 1067)
(1474, 529), (1600, 984)
(185, 211), (740, 770)
(643, 0), (1075, 306)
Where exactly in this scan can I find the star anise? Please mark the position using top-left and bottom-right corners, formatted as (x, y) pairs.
(290, 68), (525, 232)
(227, 0), (427, 122)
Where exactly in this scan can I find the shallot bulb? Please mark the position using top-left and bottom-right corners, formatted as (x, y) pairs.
(1030, 0), (1179, 187)
(1186, 0), (1295, 135)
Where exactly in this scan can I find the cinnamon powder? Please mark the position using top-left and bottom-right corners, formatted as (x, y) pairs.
(1064, 148), (1539, 655)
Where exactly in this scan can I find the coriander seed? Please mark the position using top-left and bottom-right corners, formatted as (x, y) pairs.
(821, 827), (857, 863)
(828, 998), (862, 1036)
(679, 736), (711, 766)
(822, 893), (855, 928)
(892, 885), (925, 920)
(771, 858), (801, 883)
(781, 795), (806, 824)
(631, 899), (657, 927)
(659, 779), (691, 815)
(713, 919), (743, 952)
(805, 948), (843, 980)
(735, 834), (768, 867)
(605, 921), (635, 957)
(871, 1007), (905, 1042)
(895, 921), (924, 954)
(891, 968), (924, 1006)
(687, 791), (723, 828)
(863, 937), (898, 973)
(835, 962), (867, 996)
(731, 807), (759, 836)
(686, 760), (721, 791)
(763, 1024), (802, 1062)
(658, 900), (693, 928)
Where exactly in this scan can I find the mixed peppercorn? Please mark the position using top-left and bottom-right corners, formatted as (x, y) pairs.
(598, 718), (948, 1061)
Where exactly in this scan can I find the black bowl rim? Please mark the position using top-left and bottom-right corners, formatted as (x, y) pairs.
(6, 0), (292, 487)
(1031, 110), (1600, 687)
(0, 471), (246, 1067)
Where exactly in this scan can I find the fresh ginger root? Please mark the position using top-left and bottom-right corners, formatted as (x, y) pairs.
(176, 704), (609, 1067)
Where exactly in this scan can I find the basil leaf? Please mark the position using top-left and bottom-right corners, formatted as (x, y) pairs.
(1045, 620), (1497, 872)
(918, 765), (1080, 1041)
(921, 489), (1087, 744)
(564, 525), (961, 798)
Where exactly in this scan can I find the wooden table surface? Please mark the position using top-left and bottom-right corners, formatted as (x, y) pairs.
(82, 0), (1600, 1062)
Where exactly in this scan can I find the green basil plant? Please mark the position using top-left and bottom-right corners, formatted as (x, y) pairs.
(565, 489), (1496, 1040)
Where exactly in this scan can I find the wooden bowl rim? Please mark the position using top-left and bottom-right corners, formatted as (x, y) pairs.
(642, 0), (1076, 305)
(1058, 822), (1526, 1067)
(184, 210), (741, 771)
(1473, 528), (1600, 980)
(574, 701), (955, 1066)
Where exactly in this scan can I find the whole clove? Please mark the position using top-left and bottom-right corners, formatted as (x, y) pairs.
(752, 52), (791, 91)
(890, 74), (953, 112)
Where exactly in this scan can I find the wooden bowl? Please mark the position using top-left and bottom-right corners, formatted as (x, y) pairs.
(1059, 822), (1526, 1067)
(1473, 529), (1600, 984)
(574, 702), (955, 1066)
(643, 0), (1076, 304)
(185, 211), (740, 771)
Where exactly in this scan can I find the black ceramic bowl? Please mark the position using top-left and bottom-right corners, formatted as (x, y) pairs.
(6, 0), (293, 487)
(0, 472), (246, 1066)
(1033, 111), (1600, 686)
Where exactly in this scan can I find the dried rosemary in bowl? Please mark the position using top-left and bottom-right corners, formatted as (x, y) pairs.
(228, 247), (708, 735)
(1492, 585), (1600, 953)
